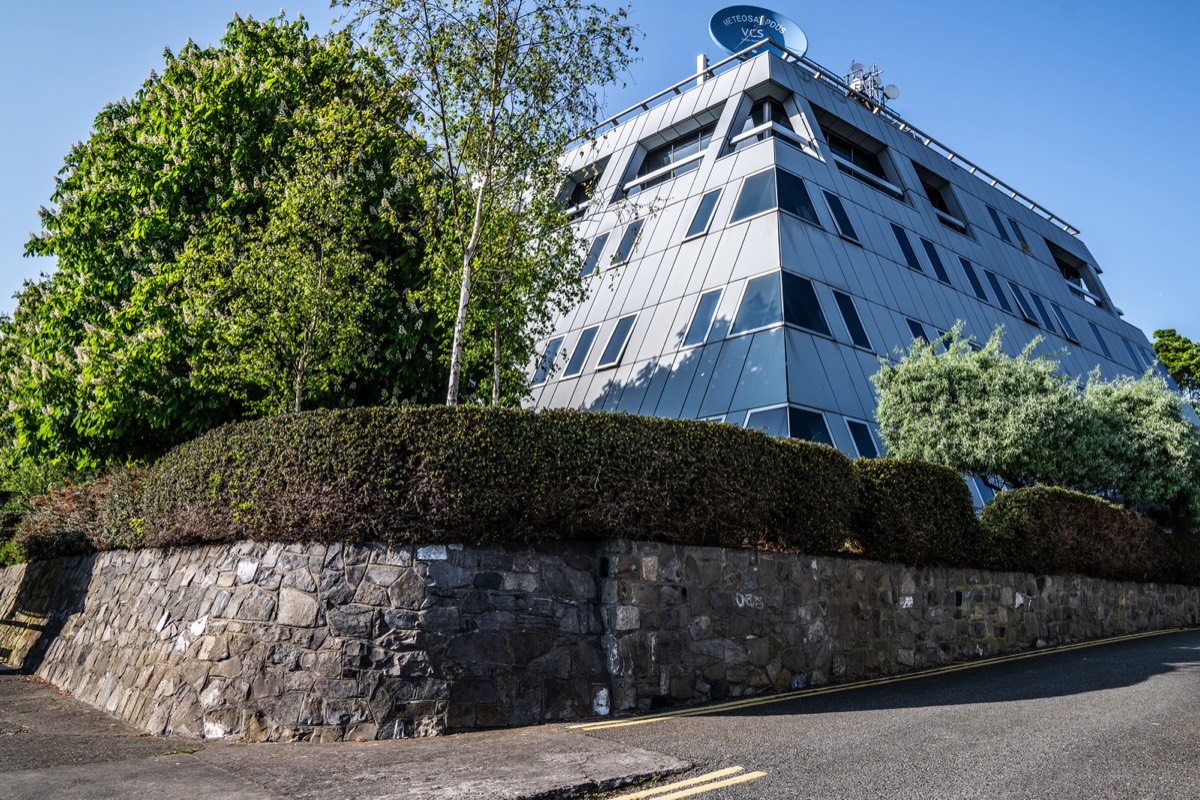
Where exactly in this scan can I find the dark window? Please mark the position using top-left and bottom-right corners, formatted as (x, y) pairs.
(731, 273), (782, 333)
(1007, 217), (1028, 248)
(612, 220), (644, 265)
(973, 477), (996, 504)
(984, 270), (1014, 313)
(731, 97), (797, 151)
(959, 258), (988, 301)
(581, 233), (609, 277)
(891, 224), (922, 272)
(847, 420), (878, 458)
(921, 177), (950, 215)
(1122, 338), (1145, 371)
(1006, 281), (1039, 324)
(906, 318), (929, 343)
(919, 238), (951, 284)
(730, 170), (776, 222)
(823, 191), (858, 241)
(1089, 321), (1113, 359)
(782, 273), (830, 335)
(597, 315), (637, 368)
(778, 170), (821, 225)
(632, 123), (716, 194)
(683, 289), (722, 347)
(745, 407), (789, 438)
(685, 189), (722, 238)
(1029, 292), (1057, 332)
(833, 290), (872, 349)
(564, 158), (608, 210)
(730, 169), (820, 226)
(987, 205), (1012, 244)
(789, 408), (832, 445)
(1050, 303), (1079, 343)
(563, 326), (600, 376)
(533, 336), (565, 385)
(824, 129), (886, 180)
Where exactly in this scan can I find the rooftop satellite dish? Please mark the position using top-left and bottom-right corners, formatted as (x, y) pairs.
(709, 6), (808, 58)
(884, 84), (900, 100)
(849, 62), (865, 74)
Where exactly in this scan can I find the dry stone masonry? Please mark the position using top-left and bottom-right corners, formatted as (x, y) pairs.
(1, 538), (1197, 740)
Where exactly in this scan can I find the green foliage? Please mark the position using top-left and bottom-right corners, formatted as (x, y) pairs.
(851, 459), (981, 567)
(873, 326), (1200, 518)
(142, 407), (855, 553)
(980, 487), (1176, 583)
(1153, 328), (1200, 400)
(344, 0), (640, 404)
(7, 14), (442, 469)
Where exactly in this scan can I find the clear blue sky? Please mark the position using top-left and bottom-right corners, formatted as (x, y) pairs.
(3, 1), (1197, 338)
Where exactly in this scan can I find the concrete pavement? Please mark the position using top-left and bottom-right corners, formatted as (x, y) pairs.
(0, 673), (687, 799)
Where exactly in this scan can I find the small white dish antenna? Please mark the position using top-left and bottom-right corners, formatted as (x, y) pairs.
(883, 84), (900, 100)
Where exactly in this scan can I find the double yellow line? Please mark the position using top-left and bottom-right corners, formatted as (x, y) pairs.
(572, 627), (1193, 732)
(614, 766), (767, 799)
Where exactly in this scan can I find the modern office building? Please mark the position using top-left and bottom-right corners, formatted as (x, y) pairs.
(527, 18), (1161, 501)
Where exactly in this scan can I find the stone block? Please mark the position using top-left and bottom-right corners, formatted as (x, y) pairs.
(277, 587), (318, 628)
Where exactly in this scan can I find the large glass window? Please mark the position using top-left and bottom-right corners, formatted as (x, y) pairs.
(891, 224), (923, 272)
(730, 97), (798, 152)
(729, 169), (819, 226)
(685, 189), (722, 239)
(846, 420), (878, 458)
(745, 406), (789, 438)
(612, 220), (644, 265)
(783, 273), (830, 335)
(987, 205), (1012, 244)
(580, 233), (609, 277)
(683, 289), (722, 347)
(731, 273), (782, 333)
(789, 408), (833, 445)
(563, 325), (600, 376)
(532, 336), (565, 385)
(1006, 281), (1039, 325)
(596, 315), (637, 368)
(833, 290), (871, 350)
(1050, 303), (1079, 343)
(822, 191), (858, 241)
(984, 270), (1014, 313)
(824, 129), (886, 180)
(629, 123), (716, 195)
(1089, 321), (1114, 359)
(959, 258), (989, 301)
(919, 238), (951, 284)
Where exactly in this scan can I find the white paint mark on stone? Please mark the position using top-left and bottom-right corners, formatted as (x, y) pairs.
(190, 616), (208, 637)
(1016, 592), (1025, 608)
(593, 688), (610, 716)
(236, 560), (258, 583)
(899, 595), (914, 609)
(417, 545), (448, 561)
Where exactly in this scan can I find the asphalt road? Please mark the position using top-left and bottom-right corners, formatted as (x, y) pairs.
(582, 629), (1200, 800)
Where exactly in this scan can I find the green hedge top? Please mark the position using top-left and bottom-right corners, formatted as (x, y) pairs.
(142, 406), (857, 553)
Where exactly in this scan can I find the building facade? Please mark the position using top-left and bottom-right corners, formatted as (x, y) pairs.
(528, 46), (1159, 503)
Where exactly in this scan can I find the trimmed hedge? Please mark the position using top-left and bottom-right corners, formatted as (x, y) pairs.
(980, 487), (1175, 583)
(142, 406), (857, 553)
(851, 459), (981, 566)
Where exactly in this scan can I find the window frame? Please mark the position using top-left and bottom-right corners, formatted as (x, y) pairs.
(580, 232), (610, 278)
(563, 325), (601, 377)
(983, 270), (1014, 313)
(611, 219), (644, 266)
(595, 314), (638, 370)
(891, 224), (923, 272)
(683, 188), (723, 240)
(832, 290), (872, 351)
(959, 257), (989, 301)
(1049, 303), (1079, 344)
(822, 190), (859, 242)
(919, 237), (952, 285)
(845, 419), (880, 458)
(532, 336), (566, 386)
(681, 288), (723, 349)
(1005, 280), (1040, 325)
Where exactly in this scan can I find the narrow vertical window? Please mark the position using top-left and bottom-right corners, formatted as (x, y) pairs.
(532, 336), (565, 385)
(782, 273), (830, 335)
(580, 233), (609, 277)
(612, 219), (644, 265)
(563, 326), (600, 376)
(596, 315), (637, 368)
(959, 258), (988, 301)
(1122, 338), (1146, 371)
(1028, 293), (1057, 332)
(732, 273), (783, 333)
(1006, 281), (1039, 324)
(1050, 303), (1079, 343)
(788, 408), (832, 445)
(891, 224), (922, 272)
(833, 290), (872, 350)
(983, 270), (1013, 313)
(777, 170), (821, 226)
(919, 238), (951, 284)
(1089, 321), (1113, 359)
(685, 189), (722, 238)
(683, 289), (722, 347)
(846, 420), (878, 458)
(987, 205), (1012, 244)
(822, 191), (858, 241)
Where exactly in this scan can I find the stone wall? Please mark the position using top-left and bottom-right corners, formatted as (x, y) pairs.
(1, 538), (1197, 739)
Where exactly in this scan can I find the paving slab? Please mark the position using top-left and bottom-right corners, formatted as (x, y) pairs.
(0, 673), (687, 799)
